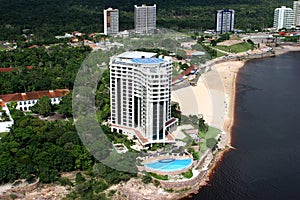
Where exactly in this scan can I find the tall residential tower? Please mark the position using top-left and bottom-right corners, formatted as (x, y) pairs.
(109, 51), (177, 147)
(294, 1), (300, 27)
(215, 9), (235, 34)
(273, 6), (294, 31)
(104, 8), (119, 35)
(134, 4), (156, 34)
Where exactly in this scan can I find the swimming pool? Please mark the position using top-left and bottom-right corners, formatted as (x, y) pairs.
(145, 158), (192, 173)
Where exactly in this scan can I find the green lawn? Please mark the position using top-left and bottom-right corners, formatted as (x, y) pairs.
(216, 51), (226, 57)
(0, 44), (6, 51)
(199, 126), (221, 154)
(25, 111), (33, 116)
(206, 126), (221, 138)
(215, 42), (253, 53)
(0, 132), (8, 138)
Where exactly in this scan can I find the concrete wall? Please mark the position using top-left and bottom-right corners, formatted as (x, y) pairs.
(158, 170), (206, 191)
(0, 106), (13, 133)
(0, 121), (13, 133)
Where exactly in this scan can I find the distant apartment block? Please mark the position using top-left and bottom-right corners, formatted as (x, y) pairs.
(215, 9), (235, 34)
(109, 51), (177, 147)
(273, 6), (294, 31)
(134, 4), (156, 34)
(104, 8), (119, 35)
(294, 1), (300, 27)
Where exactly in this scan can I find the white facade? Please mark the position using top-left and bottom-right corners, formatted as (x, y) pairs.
(15, 96), (62, 111)
(104, 8), (119, 35)
(273, 6), (294, 31)
(0, 105), (13, 133)
(294, 1), (300, 27)
(110, 51), (177, 146)
(134, 4), (156, 34)
(215, 10), (235, 34)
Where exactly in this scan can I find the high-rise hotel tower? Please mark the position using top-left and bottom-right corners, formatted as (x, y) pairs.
(110, 51), (177, 146)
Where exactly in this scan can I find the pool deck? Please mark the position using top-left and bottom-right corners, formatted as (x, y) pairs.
(140, 154), (194, 175)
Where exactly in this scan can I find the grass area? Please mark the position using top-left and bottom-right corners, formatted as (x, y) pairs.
(25, 111), (33, 116)
(215, 42), (253, 53)
(216, 51), (226, 57)
(0, 132), (8, 138)
(0, 44), (6, 51)
(206, 126), (221, 138)
(199, 126), (221, 154)
(181, 169), (193, 179)
(148, 172), (169, 180)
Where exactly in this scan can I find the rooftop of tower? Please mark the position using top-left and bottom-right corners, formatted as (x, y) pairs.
(131, 58), (165, 64)
(116, 51), (157, 59)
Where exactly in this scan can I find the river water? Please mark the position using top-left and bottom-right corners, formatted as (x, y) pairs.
(190, 51), (300, 200)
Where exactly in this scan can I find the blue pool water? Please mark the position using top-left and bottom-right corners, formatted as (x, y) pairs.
(145, 158), (192, 172)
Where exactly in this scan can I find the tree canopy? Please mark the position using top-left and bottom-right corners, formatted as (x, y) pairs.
(0, 0), (291, 42)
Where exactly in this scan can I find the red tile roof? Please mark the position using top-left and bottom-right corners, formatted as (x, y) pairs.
(165, 117), (178, 127)
(28, 45), (39, 49)
(0, 66), (33, 73)
(0, 89), (70, 103)
(0, 68), (13, 73)
(111, 123), (176, 145)
(0, 100), (5, 107)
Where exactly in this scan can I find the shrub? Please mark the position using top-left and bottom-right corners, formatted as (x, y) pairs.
(153, 179), (160, 187)
(142, 174), (152, 184)
(148, 172), (168, 180)
(181, 169), (193, 179)
(75, 172), (85, 184)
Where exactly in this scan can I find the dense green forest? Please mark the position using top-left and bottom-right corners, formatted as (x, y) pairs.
(0, 0), (291, 41)
(0, 108), (134, 198)
(0, 44), (91, 93)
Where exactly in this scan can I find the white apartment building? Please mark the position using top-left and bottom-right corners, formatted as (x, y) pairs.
(273, 6), (294, 31)
(104, 8), (119, 35)
(134, 4), (156, 34)
(294, 1), (300, 27)
(110, 51), (177, 146)
(215, 9), (235, 34)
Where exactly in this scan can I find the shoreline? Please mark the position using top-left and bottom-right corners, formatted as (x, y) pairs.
(187, 45), (300, 195)
(107, 45), (300, 200)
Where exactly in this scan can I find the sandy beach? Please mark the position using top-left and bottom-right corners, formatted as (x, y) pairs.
(172, 60), (245, 137)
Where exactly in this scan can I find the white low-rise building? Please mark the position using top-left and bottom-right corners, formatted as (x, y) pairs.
(0, 100), (14, 133)
(0, 89), (70, 132)
(0, 89), (70, 112)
